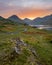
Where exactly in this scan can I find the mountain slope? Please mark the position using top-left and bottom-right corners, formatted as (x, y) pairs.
(0, 16), (5, 20)
(0, 14), (52, 25)
(32, 14), (52, 25)
(24, 18), (32, 25)
(24, 14), (52, 25)
(8, 15), (25, 24)
(0, 17), (16, 25)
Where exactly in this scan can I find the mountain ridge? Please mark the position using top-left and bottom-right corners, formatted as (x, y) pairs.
(0, 14), (52, 25)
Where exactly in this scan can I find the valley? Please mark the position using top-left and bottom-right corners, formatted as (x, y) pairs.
(0, 14), (52, 65)
(0, 23), (52, 65)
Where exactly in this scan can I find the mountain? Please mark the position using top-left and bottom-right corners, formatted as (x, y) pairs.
(8, 15), (25, 24)
(0, 15), (26, 25)
(31, 17), (42, 25)
(0, 16), (4, 20)
(31, 14), (52, 25)
(0, 16), (17, 25)
(23, 18), (32, 25)
(24, 14), (52, 25)
(0, 14), (52, 25)
(0, 16), (6, 24)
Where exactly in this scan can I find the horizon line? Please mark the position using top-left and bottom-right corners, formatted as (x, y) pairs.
(0, 14), (52, 20)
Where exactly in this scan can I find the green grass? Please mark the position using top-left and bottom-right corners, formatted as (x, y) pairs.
(0, 24), (52, 65)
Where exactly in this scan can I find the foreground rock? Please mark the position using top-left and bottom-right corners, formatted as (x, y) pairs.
(11, 37), (43, 65)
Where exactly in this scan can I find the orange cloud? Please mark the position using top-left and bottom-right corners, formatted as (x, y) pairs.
(1, 8), (52, 19)
(0, 0), (52, 19)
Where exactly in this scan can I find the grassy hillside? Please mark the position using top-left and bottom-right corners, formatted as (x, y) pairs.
(0, 24), (52, 65)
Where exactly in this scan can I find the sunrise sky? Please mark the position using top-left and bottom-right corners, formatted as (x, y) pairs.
(0, 0), (52, 19)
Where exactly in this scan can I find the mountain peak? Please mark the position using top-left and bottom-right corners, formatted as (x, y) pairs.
(0, 16), (3, 18)
(8, 15), (21, 21)
(8, 15), (19, 19)
(24, 18), (31, 20)
(0, 16), (2, 18)
(11, 15), (18, 17)
(0, 16), (5, 20)
(8, 15), (25, 24)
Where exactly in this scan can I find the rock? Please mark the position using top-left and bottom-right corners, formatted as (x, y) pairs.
(14, 47), (21, 54)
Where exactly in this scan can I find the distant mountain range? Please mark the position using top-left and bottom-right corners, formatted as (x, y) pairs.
(24, 14), (52, 25)
(0, 15), (25, 25)
(0, 14), (52, 25)
(32, 14), (52, 25)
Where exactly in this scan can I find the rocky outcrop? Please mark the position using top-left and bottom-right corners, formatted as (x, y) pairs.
(12, 38), (27, 54)
(12, 38), (37, 56)
(10, 37), (43, 65)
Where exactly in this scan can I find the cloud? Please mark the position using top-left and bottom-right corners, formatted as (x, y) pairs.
(0, 0), (52, 18)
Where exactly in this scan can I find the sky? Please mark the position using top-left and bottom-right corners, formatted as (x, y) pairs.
(0, 0), (52, 19)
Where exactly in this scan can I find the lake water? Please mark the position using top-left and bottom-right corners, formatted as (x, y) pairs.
(37, 25), (52, 30)
(30, 25), (52, 31)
